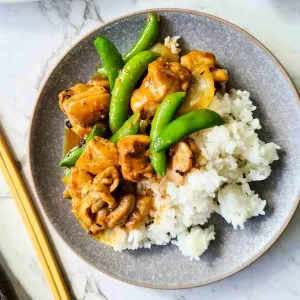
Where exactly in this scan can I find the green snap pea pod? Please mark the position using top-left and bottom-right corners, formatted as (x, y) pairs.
(96, 14), (159, 77)
(150, 92), (186, 175)
(122, 13), (160, 63)
(109, 50), (160, 133)
(96, 66), (108, 78)
(59, 124), (107, 167)
(85, 124), (107, 144)
(153, 109), (224, 152)
(59, 146), (83, 168)
(110, 111), (140, 144)
(94, 37), (124, 90)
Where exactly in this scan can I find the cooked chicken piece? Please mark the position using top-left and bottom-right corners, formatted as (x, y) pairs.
(78, 179), (117, 229)
(78, 194), (95, 228)
(117, 135), (153, 182)
(131, 58), (190, 119)
(210, 68), (229, 82)
(92, 183), (116, 208)
(106, 194), (136, 228)
(60, 83), (109, 138)
(81, 180), (116, 210)
(76, 136), (119, 174)
(181, 50), (216, 72)
(69, 123), (93, 139)
(95, 207), (109, 228)
(93, 166), (120, 192)
(167, 138), (199, 186)
(61, 86), (110, 127)
(125, 195), (152, 230)
(67, 167), (93, 212)
(71, 121), (108, 139)
(59, 83), (90, 111)
(184, 137), (200, 162)
(91, 200), (106, 213)
(89, 224), (103, 235)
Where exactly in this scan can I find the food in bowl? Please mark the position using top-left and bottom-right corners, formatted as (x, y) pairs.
(58, 13), (279, 260)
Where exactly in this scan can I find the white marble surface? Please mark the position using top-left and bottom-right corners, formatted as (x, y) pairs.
(0, 0), (300, 299)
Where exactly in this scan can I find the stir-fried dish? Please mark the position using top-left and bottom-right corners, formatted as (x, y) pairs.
(59, 13), (279, 259)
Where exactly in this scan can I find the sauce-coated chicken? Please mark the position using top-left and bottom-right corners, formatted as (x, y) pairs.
(69, 123), (93, 139)
(59, 82), (110, 138)
(131, 58), (190, 119)
(76, 136), (119, 174)
(59, 83), (90, 109)
(181, 50), (216, 71)
(167, 138), (199, 186)
(210, 68), (229, 82)
(117, 135), (153, 182)
(125, 195), (152, 230)
(94, 166), (120, 192)
(60, 85), (110, 127)
(181, 51), (229, 82)
(95, 207), (109, 229)
(67, 167), (93, 212)
(78, 177), (117, 229)
(106, 194), (136, 228)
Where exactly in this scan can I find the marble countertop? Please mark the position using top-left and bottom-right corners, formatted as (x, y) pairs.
(0, 0), (300, 299)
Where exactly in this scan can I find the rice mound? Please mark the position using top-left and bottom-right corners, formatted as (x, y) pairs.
(110, 89), (280, 260)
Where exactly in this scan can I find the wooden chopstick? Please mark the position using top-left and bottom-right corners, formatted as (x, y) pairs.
(0, 133), (71, 300)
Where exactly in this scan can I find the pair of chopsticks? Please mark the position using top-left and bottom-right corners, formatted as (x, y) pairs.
(0, 132), (71, 300)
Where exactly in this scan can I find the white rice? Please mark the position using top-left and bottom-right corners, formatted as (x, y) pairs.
(110, 89), (280, 260)
(164, 36), (181, 54)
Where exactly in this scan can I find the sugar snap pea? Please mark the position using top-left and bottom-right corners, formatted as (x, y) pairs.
(122, 13), (160, 63)
(109, 50), (160, 133)
(59, 124), (107, 167)
(97, 13), (160, 77)
(153, 110), (224, 152)
(110, 111), (140, 144)
(94, 37), (124, 90)
(150, 92), (186, 175)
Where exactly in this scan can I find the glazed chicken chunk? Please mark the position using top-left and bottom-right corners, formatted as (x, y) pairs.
(76, 136), (119, 174)
(106, 194), (136, 228)
(167, 138), (199, 186)
(60, 85), (110, 128)
(94, 166), (120, 192)
(125, 195), (152, 230)
(181, 50), (216, 71)
(131, 58), (190, 119)
(67, 167), (93, 212)
(117, 135), (153, 182)
(181, 50), (229, 82)
(59, 82), (110, 138)
(78, 169), (120, 230)
(59, 83), (90, 109)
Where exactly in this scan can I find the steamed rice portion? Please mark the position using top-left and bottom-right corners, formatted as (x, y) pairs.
(110, 89), (280, 260)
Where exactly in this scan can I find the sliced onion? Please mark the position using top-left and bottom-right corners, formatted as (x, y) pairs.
(179, 64), (215, 115)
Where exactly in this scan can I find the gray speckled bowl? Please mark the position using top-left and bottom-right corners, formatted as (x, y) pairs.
(29, 9), (300, 289)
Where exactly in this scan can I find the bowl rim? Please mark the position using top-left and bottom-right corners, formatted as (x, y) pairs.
(28, 8), (300, 290)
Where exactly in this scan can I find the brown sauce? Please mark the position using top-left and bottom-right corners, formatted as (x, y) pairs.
(63, 128), (81, 155)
